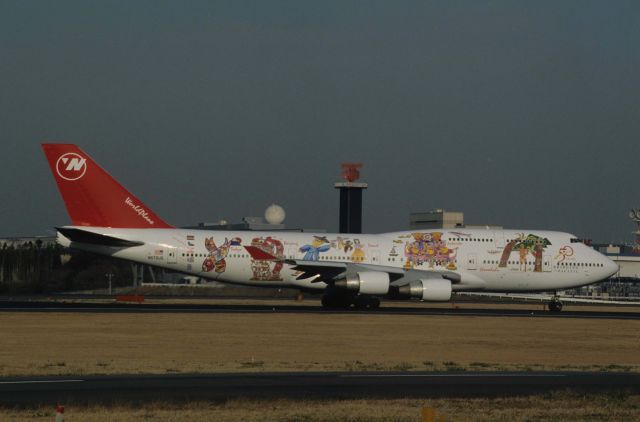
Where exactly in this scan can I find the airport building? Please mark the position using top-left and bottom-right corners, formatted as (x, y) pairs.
(409, 210), (464, 230)
(409, 209), (502, 230)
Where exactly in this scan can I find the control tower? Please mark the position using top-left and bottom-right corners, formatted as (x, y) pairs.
(334, 163), (367, 234)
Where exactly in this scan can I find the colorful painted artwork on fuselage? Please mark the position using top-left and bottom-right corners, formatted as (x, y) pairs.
(554, 245), (574, 263)
(498, 233), (551, 272)
(298, 235), (368, 262)
(351, 239), (365, 262)
(202, 237), (231, 273)
(402, 232), (458, 270)
(250, 236), (284, 281)
(300, 236), (331, 261)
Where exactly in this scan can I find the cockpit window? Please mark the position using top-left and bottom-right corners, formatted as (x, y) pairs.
(570, 238), (592, 246)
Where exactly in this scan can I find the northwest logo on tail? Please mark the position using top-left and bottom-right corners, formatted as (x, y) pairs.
(56, 153), (87, 181)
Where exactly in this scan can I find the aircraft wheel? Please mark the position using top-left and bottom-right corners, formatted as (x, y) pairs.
(321, 294), (352, 309)
(354, 296), (381, 310)
(369, 297), (381, 309)
(354, 296), (369, 309)
(338, 297), (352, 309)
(548, 301), (563, 312)
(321, 295), (336, 308)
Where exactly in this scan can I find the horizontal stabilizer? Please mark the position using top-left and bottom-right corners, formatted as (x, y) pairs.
(57, 227), (144, 247)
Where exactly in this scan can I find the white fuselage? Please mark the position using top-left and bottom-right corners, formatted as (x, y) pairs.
(58, 227), (618, 295)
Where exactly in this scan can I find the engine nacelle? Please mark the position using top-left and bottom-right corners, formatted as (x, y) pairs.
(398, 278), (452, 301)
(334, 271), (390, 295)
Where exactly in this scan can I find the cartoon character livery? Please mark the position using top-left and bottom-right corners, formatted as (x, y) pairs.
(42, 144), (619, 312)
(300, 236), (331, 261)
(498, 233), (551, 273)
(202, 237), (230, 273)
(250, 236), (284, 281)
(403, 232), (457, 270)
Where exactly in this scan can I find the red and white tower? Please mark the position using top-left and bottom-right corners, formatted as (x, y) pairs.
(334, 163), (368, 234)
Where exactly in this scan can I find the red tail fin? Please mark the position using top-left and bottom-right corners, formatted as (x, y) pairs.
(42, 144), (172, 228)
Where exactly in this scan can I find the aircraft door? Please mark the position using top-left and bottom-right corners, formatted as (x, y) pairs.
(467, 253), (477, 270)
(371, 251), (380, 264)
(494, 232), (505, 248)
(543, 255), (551, 272)
(167, 249), (177, 265)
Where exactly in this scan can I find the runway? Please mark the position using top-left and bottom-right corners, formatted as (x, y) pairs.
(2, 371), (639, 406)
(1, 300), (639, 319)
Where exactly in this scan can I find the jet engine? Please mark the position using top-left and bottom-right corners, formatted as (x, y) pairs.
(334, 271), (390, 295)
(397, 278), (452, 301)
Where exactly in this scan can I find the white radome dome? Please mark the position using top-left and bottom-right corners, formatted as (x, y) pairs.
(265, 204), (286, 225)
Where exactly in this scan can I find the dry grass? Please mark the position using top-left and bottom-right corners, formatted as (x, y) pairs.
(2, 392), (640, 421)
(1, 310), (639, 376)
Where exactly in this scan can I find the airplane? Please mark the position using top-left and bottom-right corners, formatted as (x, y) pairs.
(42, 143), (619, 312)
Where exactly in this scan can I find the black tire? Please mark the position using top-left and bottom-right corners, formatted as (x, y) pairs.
(354, 296), (380, 310)
(548, 301), (563, 312)
(369, 297), (381, 309)
(321, 295), (333, 308)
(321, 294), (352, 309)
(354, 296), (368, 309)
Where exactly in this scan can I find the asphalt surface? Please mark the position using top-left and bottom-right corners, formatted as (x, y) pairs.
(1, 372), (639, 406)
(1, 300), (639, 319)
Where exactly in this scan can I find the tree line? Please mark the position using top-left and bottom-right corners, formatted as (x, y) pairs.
(0, 242), (132, 294)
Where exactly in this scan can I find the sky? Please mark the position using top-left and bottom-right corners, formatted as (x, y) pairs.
(1, 1), (639, 242)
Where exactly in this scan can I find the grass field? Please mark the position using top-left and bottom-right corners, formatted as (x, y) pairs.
(1, 306), (639, 376)
(2, 303), (640, 420)
(2, 392), (640, 421)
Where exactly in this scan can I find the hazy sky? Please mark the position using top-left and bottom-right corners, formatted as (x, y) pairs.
(1, 1), (639, 242)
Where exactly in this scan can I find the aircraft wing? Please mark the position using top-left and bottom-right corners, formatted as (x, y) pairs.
(286, 260), (406, 282)
(244, 246), (460, 283)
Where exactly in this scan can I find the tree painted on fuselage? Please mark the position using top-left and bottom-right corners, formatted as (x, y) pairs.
(499, 233), (551, 272)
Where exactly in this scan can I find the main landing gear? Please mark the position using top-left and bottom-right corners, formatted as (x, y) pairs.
(547, 298), (563, 312)
(354, 296), (381, 310)
(321, 291), (380, 310)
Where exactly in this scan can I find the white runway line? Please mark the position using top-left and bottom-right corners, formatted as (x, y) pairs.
(0, 379), (85, 384)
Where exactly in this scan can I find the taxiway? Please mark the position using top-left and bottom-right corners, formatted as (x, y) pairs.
(2, 371), (639, 406)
